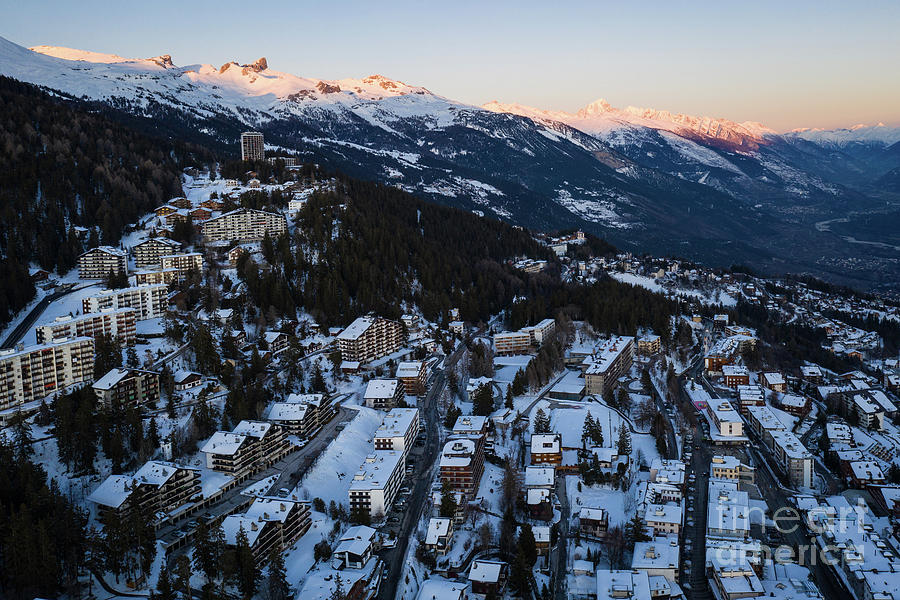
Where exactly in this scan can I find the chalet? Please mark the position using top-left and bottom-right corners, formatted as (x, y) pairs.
(468, 560), (507, 596)
(577, 506), (608, 539)
(530, 433), (562, 466)
(424, 517), (453, 556)
(333, 525), (378, 569)
(173, 370), (202, 391)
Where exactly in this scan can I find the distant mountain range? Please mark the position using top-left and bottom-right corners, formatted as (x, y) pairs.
(2, 37), (899, 292)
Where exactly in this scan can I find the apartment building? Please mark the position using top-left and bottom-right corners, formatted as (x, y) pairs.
(704, 336), (740, 374)
(160, 253), (204, 278)
(530, 433), (562, 466)
(583, 336), (635, 395)
(134, 268), (179, 286)
(637, 334), (661, 355)
(201, 420), (291, 477)
(769, 430), (813, 489)
(267, 393), (335, 438)
(241, 131), (265, 162)
(631, 535), (680, 584)
(373, 407), (420, 460)
(710, 455), (755, 484)
(88, 460), (201, 527)
(736, 385), (765, 414)
(722, 365), (750, 388)
(709, 399), (744, 439)
(760, 372), (787, 393)
(78, 246), (128, 280)
(132, 237), (181, 268)
(493, 330), (532, 355)
(363, 379), (403, 410)
(707, 482), (750, 539)
(440, 435), (485, 496)
(223, 497), (311, 564)
(645, 503), (683, 536)
(348, 450), (405, 520)
(577, 506), (609, 539)
(201, 208), (287, 243)
(35, 307), (137, 346)
(82, 284), (168, 320)
(424, 517), (454, 556)
(337, 316), (403, 363)
(333, 525), (378, 569)
(396, 360), (427, 396)
(93, 367), (160, 408)
(0, 337), (95, 413)
(493, 318), (556, 356)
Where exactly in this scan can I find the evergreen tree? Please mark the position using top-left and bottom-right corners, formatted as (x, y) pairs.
(440, 479), (458, 518)
(617, 426), (632, 455)
(224, 525), (259, 599)
(505, 385), (514, 409)
(152, 568), (177, 600)
(517, 523), (537, 568)
(473, 384), (494, 416)
(265, 547), (292, 600)
(624, 512), (651, 545)
(533, 408), (551, 434)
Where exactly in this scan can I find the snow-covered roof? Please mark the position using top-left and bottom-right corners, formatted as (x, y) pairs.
(80, 245), (126, 258)
(645, 503), (683, 526)
(440, 438), (477, 468)
(88, 475), (133, 508)
(396, 361), (423, 378)
(201, 431), (248, 456)
(375, 408), (418, 439)
(451, 415), (487, 434)
(414, 580), (466, 600)
(524, 466), (556, 488)
(337, 316), (375, 341)
(349, 452), (403, 491)
(425, 518), (452, 545)
(335, 525), (377, 557)
(530, 433), (561, 455)
(232, 420), (272, 439)
(468, 560), (505, 583)
(268, 402), (308, 422)
(92, 367), (131, 390)
(364, 379), (400, 399)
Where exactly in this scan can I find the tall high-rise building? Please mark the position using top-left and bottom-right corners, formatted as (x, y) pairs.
(241, 131), (264, 162)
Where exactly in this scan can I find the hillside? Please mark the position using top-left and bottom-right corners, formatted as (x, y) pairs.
(0, 76), (212, 324)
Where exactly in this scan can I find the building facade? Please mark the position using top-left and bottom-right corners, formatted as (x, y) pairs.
(132, 237), (181, 268)
(201, 208), (287, 243)
(35, 308), (137, 346)
(0, 337), (95, 413)
(240, 131), (265, 162)
(337, 316), (403, 364)
(93, 367), (160, 408)
(78, 246), (128, 279)
(82, 284), (168, 320)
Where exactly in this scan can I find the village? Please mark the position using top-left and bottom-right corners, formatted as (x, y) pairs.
(3, 133), (900, 600)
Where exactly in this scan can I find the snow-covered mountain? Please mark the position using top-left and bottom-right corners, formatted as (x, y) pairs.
(786, 123), (900, 148)
(1, 36), (898, 288)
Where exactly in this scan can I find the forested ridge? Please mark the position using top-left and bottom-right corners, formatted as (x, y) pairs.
(0, 76), (212, 324)
(237, 175), (558, 327)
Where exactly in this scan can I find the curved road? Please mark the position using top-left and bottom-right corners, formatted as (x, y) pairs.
(1, 283), (99, 349)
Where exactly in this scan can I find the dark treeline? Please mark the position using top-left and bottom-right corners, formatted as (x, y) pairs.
(0, 76), (213, 325)
(507, 276), (679, 344)
(731, 300), (857, 373)
(239, 175), (556, 328)
(0, 442), (87, 600)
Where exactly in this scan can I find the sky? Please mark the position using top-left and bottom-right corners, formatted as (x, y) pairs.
(3, 0), (899, 131)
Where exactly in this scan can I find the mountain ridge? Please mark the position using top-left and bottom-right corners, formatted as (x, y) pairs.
(3, 37), (900, 293)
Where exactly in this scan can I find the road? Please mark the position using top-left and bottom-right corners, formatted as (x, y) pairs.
(675, 333), (848, 600)
(376, 366), (446, 600)
(552, 474), (570, 600)
(1, 282), (99, 349)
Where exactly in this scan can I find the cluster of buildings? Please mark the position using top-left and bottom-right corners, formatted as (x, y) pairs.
(348, 407), (419, 520)
(492, 318), (556, 356)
